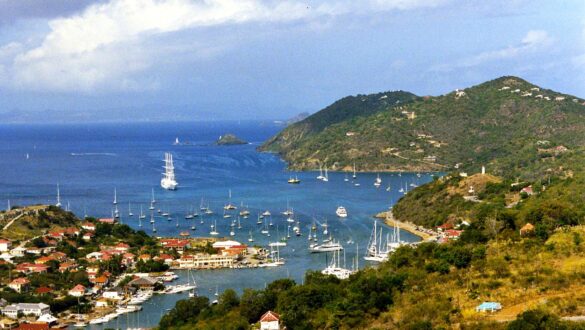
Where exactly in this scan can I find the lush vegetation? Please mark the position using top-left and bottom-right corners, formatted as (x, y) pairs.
(261, 76), (585, 173)
(159, 224), (585, 329)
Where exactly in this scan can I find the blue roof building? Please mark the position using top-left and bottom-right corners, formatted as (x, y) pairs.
(476, 302), (502, 312)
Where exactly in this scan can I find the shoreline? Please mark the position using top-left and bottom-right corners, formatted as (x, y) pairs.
(375, 211), (437, 241)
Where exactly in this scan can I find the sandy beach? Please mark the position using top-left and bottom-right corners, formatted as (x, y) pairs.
(375, 211), (437, 241)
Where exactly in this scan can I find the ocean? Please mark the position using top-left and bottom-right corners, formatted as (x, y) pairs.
(0, 121), (432, 329)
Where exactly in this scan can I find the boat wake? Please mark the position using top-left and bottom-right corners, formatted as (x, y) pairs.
(70, 152), (117, 157)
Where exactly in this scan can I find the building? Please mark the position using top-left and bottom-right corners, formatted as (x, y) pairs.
(520, 186), (534, 196)
(177, 254), (236, 269)
(68, 285), (87, 297)
(102, 288), (124, 300)
(97, 218), (115, 224)
(128, 276), (159, 290)
(520, 223), (535, 236)
(81, 222), (96, 231)
(476, 302), (502, 313)
(0, 239), (11, 252)
(8, 278), (30, 293)
(1, 303), (50, 318)
(259, 311), (280, 330)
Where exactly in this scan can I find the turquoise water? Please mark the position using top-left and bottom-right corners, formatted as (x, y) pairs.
(0, 122), (432, 328)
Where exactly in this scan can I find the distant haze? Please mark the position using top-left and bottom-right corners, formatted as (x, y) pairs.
(0, 0), (583, 123)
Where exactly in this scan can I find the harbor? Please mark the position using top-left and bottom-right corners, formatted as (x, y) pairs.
(0, 122), (432, 329)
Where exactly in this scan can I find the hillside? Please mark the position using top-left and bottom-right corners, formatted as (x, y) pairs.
(260, 76), (585, 175)
(0, 205), (79, 241)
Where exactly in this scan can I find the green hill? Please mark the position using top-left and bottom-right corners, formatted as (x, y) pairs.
(261, 76), (585, 175)
(0, 205), (79, 241)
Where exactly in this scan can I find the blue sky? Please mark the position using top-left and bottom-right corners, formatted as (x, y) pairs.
(0, 0), (583, 121)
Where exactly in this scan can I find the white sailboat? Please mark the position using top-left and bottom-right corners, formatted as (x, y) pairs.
(113, 188), (117, 205)
(364, 221), (388, 262)
(56, 184), (62, 207)
(374, 174), (382, 188)
(151, 188), (156, 204)
(128, 202), (134, 217)
(322, 166), (329, 182)
(248, 231), (254, 242)
(317, 163), (325, 180)
(210, 220), (219, 236)
(224, 189), (237, 210)
(321, 248), (354, 280)
(161, 152), (178, 190)
(352, 162), (357, 179)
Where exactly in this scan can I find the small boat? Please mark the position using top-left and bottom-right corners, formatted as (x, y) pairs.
(113, 188), (118, 205)
(344, 173), (349, 182)
(288, 176), (301, 184)
(224, 189), (237, 210)
(262, 210), (271, 217)
(248, 231), (254, 242)
(151, 188), (156, 204)
(322, 166), (329, 182)
(139, 205), (146, 219)
(128, 202), (134, 216)
(336, 206), (348, 218)
(316, 163), (325, 180)
(374, 174), (382, 188)
(210, 220), (219, 236)
(352, 162), (357, 179)
(180, 231), (190, 237)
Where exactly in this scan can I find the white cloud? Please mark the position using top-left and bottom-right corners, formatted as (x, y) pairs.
(432, 29), (553, 72)
(0, 0), (449, 92)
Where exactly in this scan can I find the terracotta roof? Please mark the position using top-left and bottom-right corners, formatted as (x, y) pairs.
(35, 287), (53, 294)
(260, 310), (280, 322)
(11, 277), (30, 285)
(70, 284), (86, 292)
(17, 323), (50, 330)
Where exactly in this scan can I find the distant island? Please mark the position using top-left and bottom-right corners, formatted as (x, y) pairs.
(215, 133), (248, 145)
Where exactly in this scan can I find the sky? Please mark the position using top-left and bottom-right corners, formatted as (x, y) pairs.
(0, 0), (583, 122)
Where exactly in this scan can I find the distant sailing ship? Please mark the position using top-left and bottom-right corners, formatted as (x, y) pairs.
(161, 152), (178, 190)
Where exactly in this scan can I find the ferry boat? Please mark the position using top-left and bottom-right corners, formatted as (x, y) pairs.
(161, 152), (178, 190)
(336, 206), (348, 218)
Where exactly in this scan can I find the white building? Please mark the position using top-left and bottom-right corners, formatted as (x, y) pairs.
(0, 239), (11, 252)
(259, 310), (280, 330)
(2, 303), (50, 318)
(102, 289), (124, 300)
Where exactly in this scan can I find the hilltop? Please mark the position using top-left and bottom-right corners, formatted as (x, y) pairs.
(260, 76), (585, 175)
(0, 205), (79, 241)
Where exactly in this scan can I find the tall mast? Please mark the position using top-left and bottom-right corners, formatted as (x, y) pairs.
(56, 184), (61, 207)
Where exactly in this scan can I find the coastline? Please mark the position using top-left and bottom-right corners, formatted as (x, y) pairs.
(375, 210), (437, 241)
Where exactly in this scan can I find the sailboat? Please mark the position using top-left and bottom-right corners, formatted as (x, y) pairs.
(210, 220), (219, 236)
(287, 175), (301, 184)
(322, 166), (329, 182)
(113, 188), (117, 205)
(248, 231), (254, 242)
(152, 221), (157, 233)
(317, 163), (325, 180)
(344, 173), (349, 182)
(128, 202), (134, 217)
(261, 218), (269, 235)
(321, 247), (354, 279)
(161, 152), (178, 190)
(224, 189), (237, 210)
(55, 184), (62, 207)
(282, 200), (293, 216)
(352, 162), (357, 179)
(364, 221), (388, 262)
(237, 217), (242, 229)
(374, 174), (382, 188)
(150, 211), (155, 224)
(151, 188), (156, 204)
(286, 208), (295, 223)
